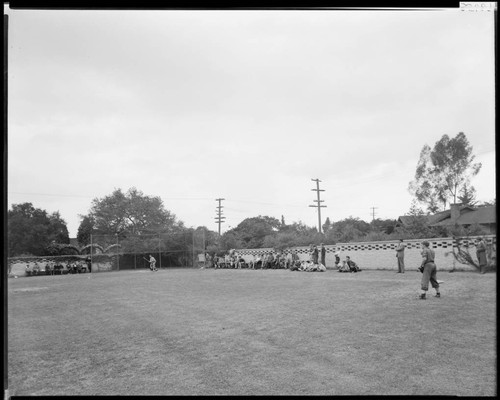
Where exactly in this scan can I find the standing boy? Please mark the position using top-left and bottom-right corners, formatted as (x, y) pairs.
(395, 239), (406, 273)
(419, 241), (440, 300)
(476, 238), (487, 274)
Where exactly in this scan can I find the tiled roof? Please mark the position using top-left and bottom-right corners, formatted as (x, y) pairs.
(430, 205), (496, 226)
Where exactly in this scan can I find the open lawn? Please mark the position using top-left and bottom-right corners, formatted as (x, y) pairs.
(7, 268), (496, 396)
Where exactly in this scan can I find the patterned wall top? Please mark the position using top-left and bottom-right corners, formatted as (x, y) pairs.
(234, 235), (496, 256)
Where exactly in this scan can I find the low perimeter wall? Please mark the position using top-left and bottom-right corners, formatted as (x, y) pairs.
(234, 235), (497, 272)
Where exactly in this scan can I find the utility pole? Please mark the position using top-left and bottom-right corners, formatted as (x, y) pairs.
(309, 178), (326, 234)
(370, 206), (378, 222)
(215, 198), (225, 236)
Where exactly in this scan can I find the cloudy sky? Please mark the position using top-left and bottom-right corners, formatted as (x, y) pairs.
(5, 6), (496, 238)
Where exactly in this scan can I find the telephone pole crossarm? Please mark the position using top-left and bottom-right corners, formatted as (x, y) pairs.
(215, 198), (225, 236)
(309, 178), (327, 234)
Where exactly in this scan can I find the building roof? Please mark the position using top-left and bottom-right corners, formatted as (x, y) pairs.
(429, 205), (496, 227)
(397, 205), (495, 227)
(397, 209), (450, 226)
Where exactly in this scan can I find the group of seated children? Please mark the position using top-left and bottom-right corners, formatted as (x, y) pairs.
(203, 249), (361, 273)
(247, 250), (301, 270)
(289, 260), (327, 272)
(25, 260), (89, 276)
(334, 252), (362, 273)
(204, 249), (303, 270)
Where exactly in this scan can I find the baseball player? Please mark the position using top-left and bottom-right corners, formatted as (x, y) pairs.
(146, 254), (157, 271)
(418, 241), (440, 300)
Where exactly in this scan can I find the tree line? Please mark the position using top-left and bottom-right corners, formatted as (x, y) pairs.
(8, 132), (493, 257)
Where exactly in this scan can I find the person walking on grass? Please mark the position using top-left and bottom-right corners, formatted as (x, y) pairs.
(418, 241), (440, 300)
(395, 239), (406, 273)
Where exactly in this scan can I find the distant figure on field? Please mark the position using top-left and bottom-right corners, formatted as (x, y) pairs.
(291, 249), (300, 268)
(85, 257), (92, 273)
(337, 261), (349, 272)
(147, 254), (157, 271)
(345, 256), (361, 273)
(320, 244), (326, 267)
(45, 261), (53, 275)
(334, 252), (341, 268)
(33, 262), (40, 276)
(311, 245), (319, 264)
(475, 238), (487, 274)
(395, 239), (406, 273)
(419, 241), (440, 300)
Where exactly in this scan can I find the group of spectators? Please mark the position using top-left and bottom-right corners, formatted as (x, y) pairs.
(334, 252), (362, 273)
(24, 259), (92, 276)
(201, 244), (361, 273)
(204, 249), (301, 270)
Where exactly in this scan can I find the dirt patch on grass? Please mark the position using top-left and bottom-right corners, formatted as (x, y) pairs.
(11, 287), (49, 293)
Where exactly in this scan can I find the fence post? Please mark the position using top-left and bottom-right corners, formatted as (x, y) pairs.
(159, 234), (162, 270)
(90, 234), (93, 273)
(116, 234), (119, 271)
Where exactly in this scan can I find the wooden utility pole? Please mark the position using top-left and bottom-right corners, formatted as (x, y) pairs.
(309, 179), (326, 233)
(3, 15), (8, 400)
(215, 198), (225, 236)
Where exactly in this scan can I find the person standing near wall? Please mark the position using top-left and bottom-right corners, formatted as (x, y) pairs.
(320, 244), (326, 267)
(475, 238), (487, 274)
(395, 239), (406, 273)
(291, 249), (300, 268)
(418, 241), (440, 300)
(312, 245), (319, 264)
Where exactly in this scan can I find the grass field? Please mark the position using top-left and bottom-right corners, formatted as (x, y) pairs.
(7, 268), (496, 396)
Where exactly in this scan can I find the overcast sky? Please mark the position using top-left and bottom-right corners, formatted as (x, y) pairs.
(5, 6), (496, 238)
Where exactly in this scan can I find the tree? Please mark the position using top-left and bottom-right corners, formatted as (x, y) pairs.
(77, 215), (95, 245)
(370, 218), (396, 235)
(322, 217), (332, 234)
(225, 216), (281, 249)
(479, 198), (496, 206)
(48, 211), (70, 244)
(457, 183), (478, 207)
(393, 200), (440, 239)
(8, 202), (70, 256)
(326, 217), (371, 243)
(409, 132), (481, 212)
(83, 187), (180, 236)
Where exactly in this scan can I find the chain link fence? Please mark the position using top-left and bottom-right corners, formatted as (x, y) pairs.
(8, 230), (208, 276)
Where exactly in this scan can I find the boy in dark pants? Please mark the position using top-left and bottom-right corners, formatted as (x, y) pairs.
(419, 241), (440, 299)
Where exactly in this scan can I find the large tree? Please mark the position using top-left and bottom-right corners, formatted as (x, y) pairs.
(409, 132), (481, 213)
(78, 188), (188, 256)
(222, 216), (281, 249)
(83, 187), (180, 237)
(8, 202), (70, 256)
(325, 217), (372, 243)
